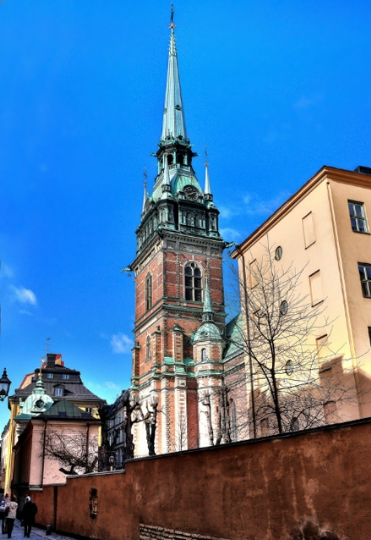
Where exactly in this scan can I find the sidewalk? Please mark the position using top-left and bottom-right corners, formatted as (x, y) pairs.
(6, 520), (74, 540)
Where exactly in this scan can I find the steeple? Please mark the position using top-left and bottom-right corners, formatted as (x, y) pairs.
(134, 8), (222, 254)
(161, 7), (187, 142)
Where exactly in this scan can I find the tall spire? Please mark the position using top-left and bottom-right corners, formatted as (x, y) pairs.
(161, 6), (187, 142)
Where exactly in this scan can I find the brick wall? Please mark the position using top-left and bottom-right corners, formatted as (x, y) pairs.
(31, 418), (371, 540)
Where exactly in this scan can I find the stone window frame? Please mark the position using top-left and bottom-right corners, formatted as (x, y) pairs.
(348, 200), (368, 234)
(184, 262), (202, 302)
(145, 273), (152, 311)
(358, 263), (371, 298)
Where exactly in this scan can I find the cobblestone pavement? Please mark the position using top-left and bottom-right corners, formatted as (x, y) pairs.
(4, 520), (74, 540)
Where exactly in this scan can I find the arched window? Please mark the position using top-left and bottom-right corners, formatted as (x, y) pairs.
(185, 263), (202, 301)
(146, 335), (151, 361)
(145, 274), (152, 311)
(201, 348), (207, 362)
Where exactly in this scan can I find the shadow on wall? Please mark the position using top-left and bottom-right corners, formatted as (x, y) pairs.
(289, 520), (340, 540)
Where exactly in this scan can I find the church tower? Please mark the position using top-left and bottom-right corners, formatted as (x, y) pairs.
(130, 13), (225, 455)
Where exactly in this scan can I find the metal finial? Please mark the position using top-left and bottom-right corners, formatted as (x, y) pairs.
(204, 146), (208, 167)
(169, 4), (175, 29)
(143, 167), (148, 189)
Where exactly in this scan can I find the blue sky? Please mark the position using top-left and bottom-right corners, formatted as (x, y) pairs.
(0, 1), (370, 428)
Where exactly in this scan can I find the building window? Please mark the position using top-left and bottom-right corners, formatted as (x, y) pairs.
(201, 348), (207, 362)
(146, 335), (151, 361)
(62, 374), (69, 380)
(185, 263), (202, 301)
(280, 300), (288, 315)
(316, 334), (329, 361)
(302, 212), (315, 249)
(46, 373), (53, 379)
(285, 360), (294, 376)
(348, 201), (368, 233)
(368, 327), (371, 346)
(309, 270), (323, 306)
(275, 246), (283, 261)
(145, 274), (152, 311)
(55, 387), (63, 397)
(85, 407), (92, 414)
(358, 263), (371, 297)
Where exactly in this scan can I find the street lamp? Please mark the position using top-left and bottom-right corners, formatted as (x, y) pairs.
(0, 369), (11, 401)
(109, 455), (115, 471)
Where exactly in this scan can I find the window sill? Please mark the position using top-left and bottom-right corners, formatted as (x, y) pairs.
(311, 300), (324, 308)
(352, 230), (370, 235)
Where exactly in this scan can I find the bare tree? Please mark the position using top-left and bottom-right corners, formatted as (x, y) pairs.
(225, 241), (361, 438)
(169, 414), (188, 452)
(43, 428), (98, 475)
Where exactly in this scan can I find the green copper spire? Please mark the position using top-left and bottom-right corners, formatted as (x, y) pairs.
(161, 8), (187, 142)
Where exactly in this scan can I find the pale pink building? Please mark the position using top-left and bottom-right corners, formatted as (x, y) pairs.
(12, 399), (100, 494)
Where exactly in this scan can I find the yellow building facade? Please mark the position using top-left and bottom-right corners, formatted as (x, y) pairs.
(233, 165), (371, 433)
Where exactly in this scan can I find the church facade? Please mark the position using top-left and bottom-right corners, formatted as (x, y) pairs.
(129, 21), (247, 456)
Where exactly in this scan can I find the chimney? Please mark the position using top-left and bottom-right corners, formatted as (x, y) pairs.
(354, 166), (371, 176)
(46, 353), (57, 368)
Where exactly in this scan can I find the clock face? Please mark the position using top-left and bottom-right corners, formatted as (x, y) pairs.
(35, 399), (45, 409)
(184, 185), (199, 201)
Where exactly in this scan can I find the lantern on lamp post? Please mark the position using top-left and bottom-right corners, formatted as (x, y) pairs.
(0, 368), (11, 401)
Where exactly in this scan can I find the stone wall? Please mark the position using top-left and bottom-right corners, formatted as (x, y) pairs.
(31, 418), (371, 540)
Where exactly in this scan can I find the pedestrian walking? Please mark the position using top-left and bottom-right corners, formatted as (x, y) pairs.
(5, 496), (17, 538)
(22, 497), (38, 538)
(0, 494), (8, 534)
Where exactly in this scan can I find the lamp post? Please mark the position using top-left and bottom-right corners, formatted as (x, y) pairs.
(108, 454), (115, 471)
(0, 369), (11, 401)
(145, 394), (159, 456)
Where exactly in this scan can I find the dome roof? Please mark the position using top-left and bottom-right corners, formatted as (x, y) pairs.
(192, 322), (222, 344)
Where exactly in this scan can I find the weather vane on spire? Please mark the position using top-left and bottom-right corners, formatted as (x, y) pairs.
(169, 4), (175, 29)
(204, 145), (209, 166)
(143, 166), (148, 189)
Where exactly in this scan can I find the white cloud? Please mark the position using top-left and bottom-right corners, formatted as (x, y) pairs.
(219, 205), (235, 219)
(105, 381), (120, 391)
(220, 191), (290, 221)
(1, 264), (14, 279)
(10, 285), (37, 306)
(110, 332), (132, 354)
(243, 191), (290, 217)
(220, 228), (242, 241)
